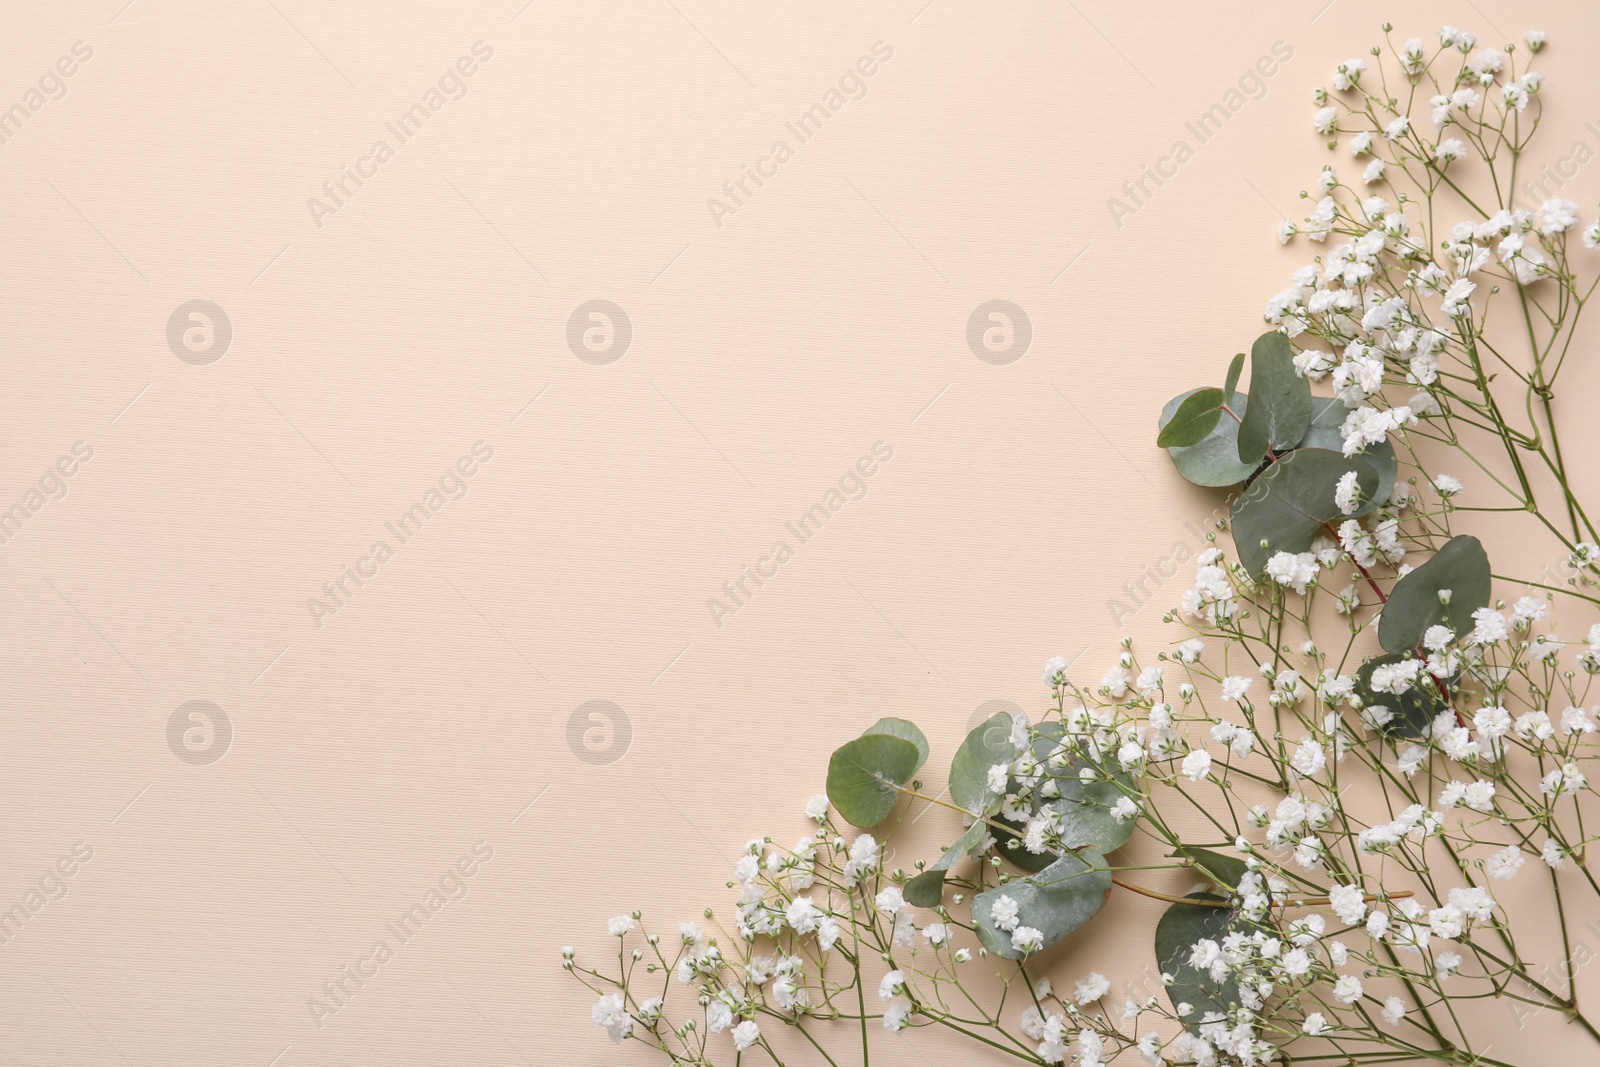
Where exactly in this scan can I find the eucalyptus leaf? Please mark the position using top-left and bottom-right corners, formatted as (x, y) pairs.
(1377, 535), (1491, 654)
(1172, 846), (1249, 893)
(825, 734), (923, 828)
(1032, 722), (1140, 853)
(1300, 396), (1395, 511)
(1231, 448), (1379, 575)
(904, 820), (989, 907)
(862, 717), (929, 768)
(1159, 389), (1256, 487)
(1354, 652), (1451, 739)
(1157, 388), (1226, 449)
(1157, 894), (1260, 1033)
(1237, 332), (1313, 466)
(1223, 352), (1246, 397)
(973, 849), (1112, 960)
(950, 713), (1016, 815)
(992, 815), (1058, 872)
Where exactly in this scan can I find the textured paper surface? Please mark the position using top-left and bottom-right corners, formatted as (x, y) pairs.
(4, 1), (1599, 1063)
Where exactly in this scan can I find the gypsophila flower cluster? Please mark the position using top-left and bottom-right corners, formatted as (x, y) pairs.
(569, 24), (1600, 1067)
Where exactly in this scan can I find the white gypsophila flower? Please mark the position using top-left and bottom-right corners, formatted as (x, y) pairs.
(1541, 198), (1578, 234)
(806, 794), (829, 820)
(878, 969), (905, 1001)
(1266, 550), (1320, 594)
(608, 914), (635, 937)
(1314, 106), (1338, 134)
(1332, 58), (1366, 90)
(592, 993), (633, 1043)
(1335, 469), (1361, 514)
(1334, 974), (1364, 1003)
(1075, 972), (1111, 1005)
(1221, 675), (1253, 702)
(1486, 845), (1525, 880)
(1329, 884), (1367, 925)
(1079, 1028), (1105, 1067)
(1302, 1011), (1329, 1035)
(733, 1019), (761, 1051)
(1401, 37), (1425, 73)
(1383, 996), (1407, 1024)
(1441, 277), (1476, 317)
(883, 1000), (912, 1032)
(1291, 738), (1327, 777)
(1011, 926), (1044, 954)
(990, 894), (1021, 932)
(1181, 749), (1212, 781)
(1363, 158), (1386, 184)
(1470, 607), (1508, 645)
(1043, 655), (1068, 687)
(1111, 796), (1140, 823)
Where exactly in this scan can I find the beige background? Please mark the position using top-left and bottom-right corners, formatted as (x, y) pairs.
(4, 0), (1598, 1063)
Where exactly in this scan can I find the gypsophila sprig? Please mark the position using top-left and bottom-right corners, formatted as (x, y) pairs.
(570, 23), (1600, 1067)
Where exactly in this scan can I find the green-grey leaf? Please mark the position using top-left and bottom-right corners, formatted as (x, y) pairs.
(1377, 535), (1491, 654)
(1173, 846), (1249, 893)
(1299, 396), (1394, 511)
(1354, 652), (1451, 738)
(904, 820), (989, 907)
(1159, 388), (1256, 487)
(1157, 894), (1260, 1033)
(1231, 448), (1379, 575)
(973, 849), (1112, 959)
(1157, 388), (1226, 449)
(1032, 723), (1140, 853)
(826, 734), (922, 827)
(950, 713), (1015, 815)
(1237, 332), (1313, 465)
(1223, 352), (1246, 397)
(862, 717), (929, 768)
(903, 868), (947, 908)
(992, 815), (1058, 872)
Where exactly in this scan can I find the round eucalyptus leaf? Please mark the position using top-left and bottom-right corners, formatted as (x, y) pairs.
(1031, 723), (1139, 853)
(1160, 389), (1257, 487)
(1377, 535), (1491, 654)
(1172, 846), (1249, 893)
(973, 849), (1112, 960)
(1353, 652), (1450, 739)
(825, 734), (923, 828)
(861, 717), (929, 768)
(992, 814), (1058, 872)
(903, 868), (947, 908)
(904, 820), (989, 907)
(1300, 396), (1395, 510)
(1231, 448), (1379, 575)
(1158, 388), (1227, 449)
(1156, 894), (1263, 1033)
(1237, 332), (1314, 465)
(950, 712), (1015, 815)
(1223, 352), (1246, 397)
